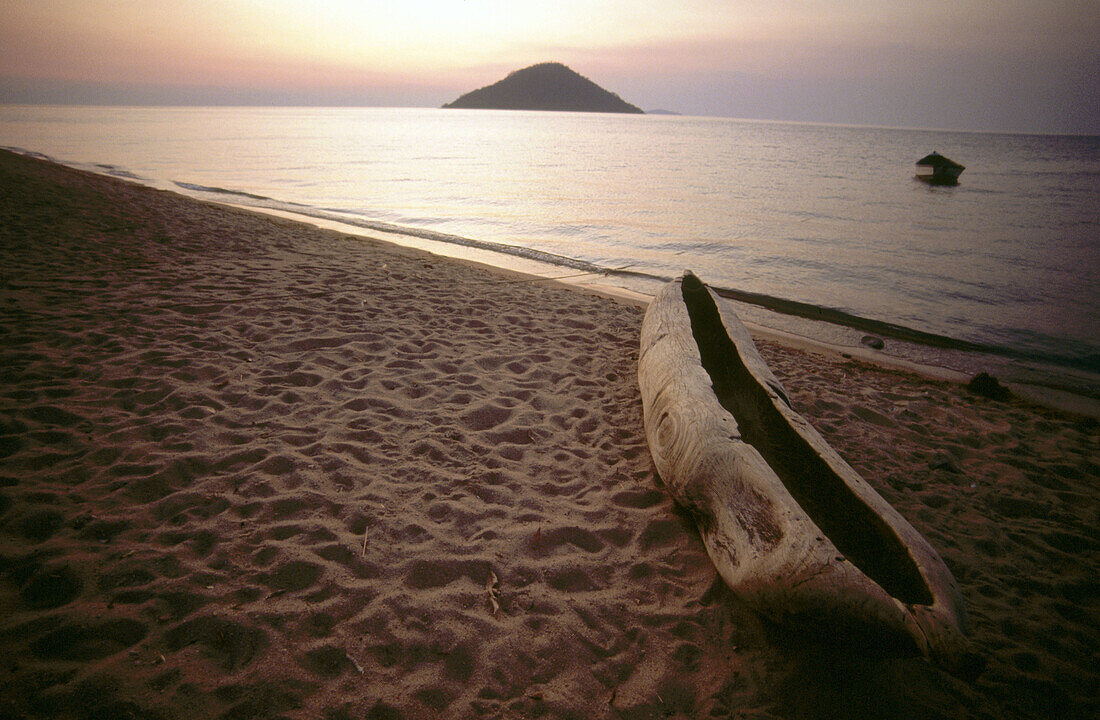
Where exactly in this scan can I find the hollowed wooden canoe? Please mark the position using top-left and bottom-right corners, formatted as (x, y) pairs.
(638, 272), (980, 677)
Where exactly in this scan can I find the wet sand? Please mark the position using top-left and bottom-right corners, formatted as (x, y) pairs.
(0, 149), (1096, 719)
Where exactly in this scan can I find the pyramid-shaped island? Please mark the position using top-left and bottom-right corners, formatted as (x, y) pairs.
(443, 63), (643, 114)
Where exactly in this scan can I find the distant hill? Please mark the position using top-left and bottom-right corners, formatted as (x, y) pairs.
(442, 63), (643, 114)
(646, 109), (681, 116)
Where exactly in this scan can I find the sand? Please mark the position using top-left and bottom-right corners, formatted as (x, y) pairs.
(0, 148), (1096, 720)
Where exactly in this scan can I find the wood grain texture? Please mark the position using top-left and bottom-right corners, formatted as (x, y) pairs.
(638, 273), (980, 677)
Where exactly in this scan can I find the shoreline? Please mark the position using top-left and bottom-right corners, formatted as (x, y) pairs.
(3, 144), (1097, 414)
(3, 110), (1097, 404)
(238, 202), (1100, 420)
(1, 149), (1097, 719)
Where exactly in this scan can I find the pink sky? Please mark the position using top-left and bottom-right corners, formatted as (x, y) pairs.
(2, 1), (1097, 133)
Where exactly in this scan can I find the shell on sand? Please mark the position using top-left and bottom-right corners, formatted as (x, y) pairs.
(638, 273), (980, 678)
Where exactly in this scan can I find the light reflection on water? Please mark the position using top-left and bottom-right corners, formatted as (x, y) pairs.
(2, 105), (1098, 386)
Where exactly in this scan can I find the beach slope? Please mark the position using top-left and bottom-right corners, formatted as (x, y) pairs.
(0, 149), (1096, 719)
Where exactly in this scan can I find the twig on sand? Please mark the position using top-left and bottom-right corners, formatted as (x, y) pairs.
(486, 570), (501, 616)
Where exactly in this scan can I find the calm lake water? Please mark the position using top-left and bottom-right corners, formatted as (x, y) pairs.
(3, 105), (1098, 395)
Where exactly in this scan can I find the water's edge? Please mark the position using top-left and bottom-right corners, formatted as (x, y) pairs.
(8, 145), (1099, 413)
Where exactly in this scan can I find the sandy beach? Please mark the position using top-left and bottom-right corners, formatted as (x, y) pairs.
(0, 148), (1096, 719)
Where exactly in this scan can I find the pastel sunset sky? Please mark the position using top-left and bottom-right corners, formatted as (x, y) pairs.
(2, 0), (1097, 133)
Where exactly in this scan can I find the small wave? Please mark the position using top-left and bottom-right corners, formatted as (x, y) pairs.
(710, 285), (1003, 354)
(707, 282), (1099, 375)
(1, 146), (54, 162)
(95, 163), (140, 180)
(172, 181), (274, 202)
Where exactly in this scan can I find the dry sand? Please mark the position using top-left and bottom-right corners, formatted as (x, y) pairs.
(0, 149), (1096, 719)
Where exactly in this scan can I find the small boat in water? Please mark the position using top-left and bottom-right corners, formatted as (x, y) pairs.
(638, 273), (981, 677)
(915, 152), (965, 185)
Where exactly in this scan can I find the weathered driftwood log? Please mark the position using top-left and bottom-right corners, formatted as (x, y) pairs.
(638, 273), (980, 678)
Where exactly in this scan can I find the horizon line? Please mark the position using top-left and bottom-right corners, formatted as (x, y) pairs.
(2, 101), (1097, 138)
